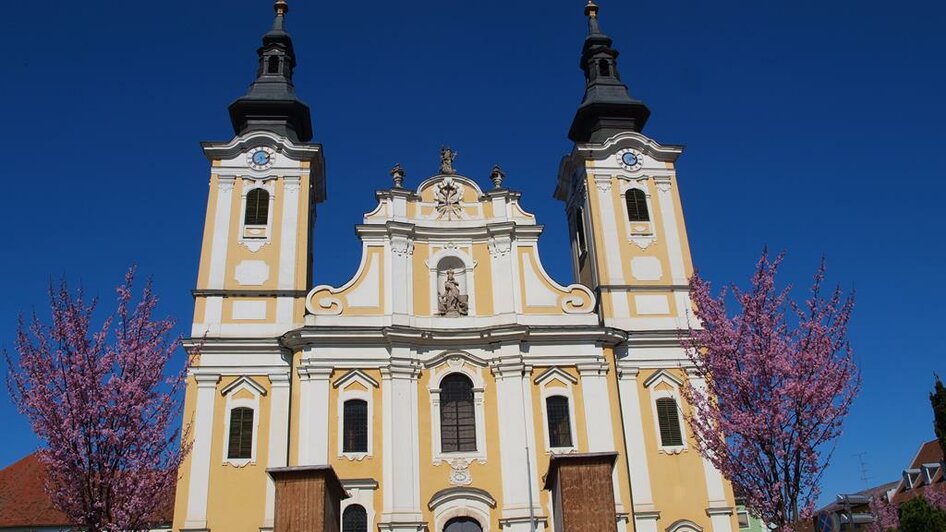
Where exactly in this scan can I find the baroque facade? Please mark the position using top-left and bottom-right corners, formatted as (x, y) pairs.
(172, 2), (738, 531)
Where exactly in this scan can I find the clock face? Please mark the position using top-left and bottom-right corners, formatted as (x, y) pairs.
(621, 152), (639, 167)
(252, 151), (271, 167)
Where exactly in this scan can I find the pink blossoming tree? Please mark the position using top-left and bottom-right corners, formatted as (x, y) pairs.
(4, 269), (190, 531)
(683, 251), (860, 530)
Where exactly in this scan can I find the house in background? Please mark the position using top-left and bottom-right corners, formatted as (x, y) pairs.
(0, 453), (173, 532)
(734, 496), (770, 532)
(889, 439), (946, 505)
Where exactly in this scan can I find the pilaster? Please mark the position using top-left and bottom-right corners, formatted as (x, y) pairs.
(380, 354), (425, 529)
(614, 363), (659, 531)
(686, 368), (734, 532)
(297, 365), (333, 465)
(183, 373), (220, 531)
(262, 372), (292, 530)
(490, 351), (544, 529)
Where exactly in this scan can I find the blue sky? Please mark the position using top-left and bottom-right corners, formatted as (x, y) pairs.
(1, 0), (944, 507)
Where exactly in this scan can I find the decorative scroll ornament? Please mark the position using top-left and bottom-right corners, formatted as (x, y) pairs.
(448, 458), (473, 486)
(434, 176), (464, 220)
(438, 270), (469, 317)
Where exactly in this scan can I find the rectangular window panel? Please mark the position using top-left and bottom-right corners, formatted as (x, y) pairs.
(343, 400), (368, 453)
(656, 398), (683, 447)
(546, 396), (573, 448)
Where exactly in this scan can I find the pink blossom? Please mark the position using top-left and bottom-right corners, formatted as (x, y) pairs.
(683, 251), (860, 531)
(4, 268), (192, 531)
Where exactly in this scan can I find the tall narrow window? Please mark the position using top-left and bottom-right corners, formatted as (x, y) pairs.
(440, 374), (476, 453)
(575, 208), (588, 257)
(227, 407), (254, 459)
(655, 397), (683, 447)
(546, 396), (573, 448)
(625, 189), (649, 222)
(598, 59), (612, 77)
(267, 56), (281, 74)
(342, 504), (368, 532)
(245, 189), (270, 226)
(343, 399), (368, 453)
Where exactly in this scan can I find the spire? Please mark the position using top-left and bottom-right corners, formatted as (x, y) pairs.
(228, 0), (313, 142)
(568, 1), (650, 143)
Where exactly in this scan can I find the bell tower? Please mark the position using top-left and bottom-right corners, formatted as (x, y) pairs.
(556, 0), (693, 333)
(555, 4), (737, 532)
(192, 0), (325, 340)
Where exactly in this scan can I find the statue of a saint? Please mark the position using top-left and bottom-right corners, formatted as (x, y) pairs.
(440, 146), (457, 175)
(438, 269), (469, 317)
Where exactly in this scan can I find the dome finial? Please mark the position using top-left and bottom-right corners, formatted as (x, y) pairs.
(274, 0), (289, 16)
(584, 0), (599, 19)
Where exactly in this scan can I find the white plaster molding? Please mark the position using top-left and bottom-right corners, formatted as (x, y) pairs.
(428, 487), (496, 532)
(232, 300), (268, 321)
(220, 376), (266, 467)
(427, 354), (488, 465)
(234, 260), (270, 286)
(277, 176), (301, 291)
(334, 369), (379, 461)
(631, 257), (663, 282)
(183, 374), (219, 530)
(340, 482), (378, 532)
(237, 179), (276, 253)
(644, 370), (688, 455)
(534, 368), (579, 454)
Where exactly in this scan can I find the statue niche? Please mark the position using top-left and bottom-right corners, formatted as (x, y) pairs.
(437, 257), (469, 317)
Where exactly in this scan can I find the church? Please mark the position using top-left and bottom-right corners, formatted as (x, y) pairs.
(172, 1), (738, 531)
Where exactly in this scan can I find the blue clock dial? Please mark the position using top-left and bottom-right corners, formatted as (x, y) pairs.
(622, 152), (638, 167)
(252, 151), (271, 166)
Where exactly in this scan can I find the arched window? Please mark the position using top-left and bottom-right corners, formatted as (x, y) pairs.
(440, 374), (476, 453)
(245, 189), (270, 226)
(227, 407), (254, 459)
(655, 397), (683, 447)
(267, 56), (281, 74)
(625, 189), (649, 222)
(444, 516), (483, 532)
(545, 396), (573, 448)
(342, 504), (368, 532)
(343, 399), (368, 453)
(598, 59), (612, 77)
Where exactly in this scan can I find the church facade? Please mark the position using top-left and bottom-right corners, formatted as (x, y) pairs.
(172, 2), (738, 531)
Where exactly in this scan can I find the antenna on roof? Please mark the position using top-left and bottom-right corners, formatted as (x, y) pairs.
(855, 452), (873, 488)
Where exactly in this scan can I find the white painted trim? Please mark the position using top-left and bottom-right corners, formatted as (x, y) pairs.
(183, 374), (219, 530)
(297, 366), (332, 465)
(221, 377), (265, 467)
(277, 176), (301, 291)
(535, 368), (579, 454)
(644, 371), (688, 454)
(428, 487), (495, 532)
(428, 355), (488, 464)
(207, 178), (234, 289)
(263, 373), (290, 529)
(237, 179), (276, 252)
(615, 365), (656, 511)
(335, 370), (377, 460)
(340, 483), (378, 532)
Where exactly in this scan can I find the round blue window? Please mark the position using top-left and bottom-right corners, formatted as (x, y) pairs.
(622, 152), (638, 167)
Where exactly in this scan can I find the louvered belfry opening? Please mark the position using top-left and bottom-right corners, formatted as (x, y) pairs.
(655, 398), (683, 446)
(546, 396), (573, 448)
(625, 189), (649, 222)
(440, 374), (477, 452)
(227, 407), (254, 459)
(245, 188), (270, 226)
(343, 399), (368, 453)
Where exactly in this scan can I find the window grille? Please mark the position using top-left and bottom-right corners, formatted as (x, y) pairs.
(625, 189), (649, 222)
(440, 374), (476, 453)
(655, 398), (683, 447)
(227, 407), (254, 459)
(546, 396), (573, 448)
(245, 189), (270, 226)
(343, 399), (368, 453)
(342, 504), (368, 532)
